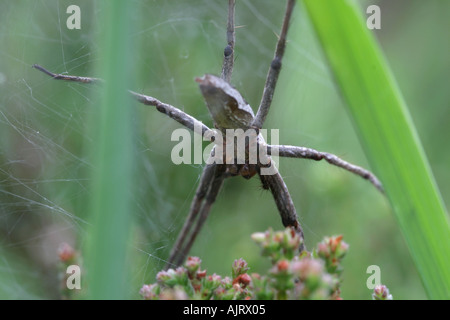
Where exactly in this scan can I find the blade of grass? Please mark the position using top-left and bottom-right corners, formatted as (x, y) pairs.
(86, 1), (134, 299)
(303, 0), (450, 299)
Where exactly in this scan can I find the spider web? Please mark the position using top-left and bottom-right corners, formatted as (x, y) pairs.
(0, 0), (438, 299)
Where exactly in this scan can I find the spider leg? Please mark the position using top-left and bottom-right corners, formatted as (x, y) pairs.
(221, 0), (235, 83)
(252, 0), (296, 129)
(166, 162), (216, 268)
(172, 164), (226, 267)
(269, 144), (384, 192)
(32, 64), (102, 83)
(32, 64), (214, 139)
(130, 91), (213, 137)
(259, 168), (306, 252)
(257, 134), (305, 249)
(166, 162), (226, 268)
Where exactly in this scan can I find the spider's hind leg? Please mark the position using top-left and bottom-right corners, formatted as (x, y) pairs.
(258, 169), (306, 252)
(166, 162), (226, 269)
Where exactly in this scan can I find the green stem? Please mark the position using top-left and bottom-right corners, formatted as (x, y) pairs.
(86, 1), (135, 299)
(303, 0), (450, 299)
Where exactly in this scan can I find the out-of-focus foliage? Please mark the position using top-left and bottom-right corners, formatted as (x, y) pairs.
(140, 228), (354, 300)
(304, 0), (449, 299)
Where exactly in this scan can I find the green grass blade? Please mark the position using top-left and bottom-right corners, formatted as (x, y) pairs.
(86, 1), (134, 299)
(302, 0), (450, 299)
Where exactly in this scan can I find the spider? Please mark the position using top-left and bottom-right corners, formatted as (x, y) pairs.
(33, 0), (382, 268)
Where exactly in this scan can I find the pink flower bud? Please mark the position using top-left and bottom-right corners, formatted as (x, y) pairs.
(58, 242), (76, 262)
(372, 284), (393, 300)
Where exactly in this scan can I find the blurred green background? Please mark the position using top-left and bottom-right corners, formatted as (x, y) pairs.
(0, 0), (448, 299)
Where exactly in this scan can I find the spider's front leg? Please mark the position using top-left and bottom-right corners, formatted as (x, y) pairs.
(32, 64), (215, 140)
(221, 0), (235, 83)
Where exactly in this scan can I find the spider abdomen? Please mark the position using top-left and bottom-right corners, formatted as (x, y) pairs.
(196, 74), (255, 130)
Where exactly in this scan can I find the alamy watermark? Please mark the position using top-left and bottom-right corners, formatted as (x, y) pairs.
(66, 265), (81, 290)
(66, 5), (81, 30)
(170, 121), (279, 175)
(65, 4), (381, 31)
(366, 265), (381, 289)
(366, 5), (381, 30)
